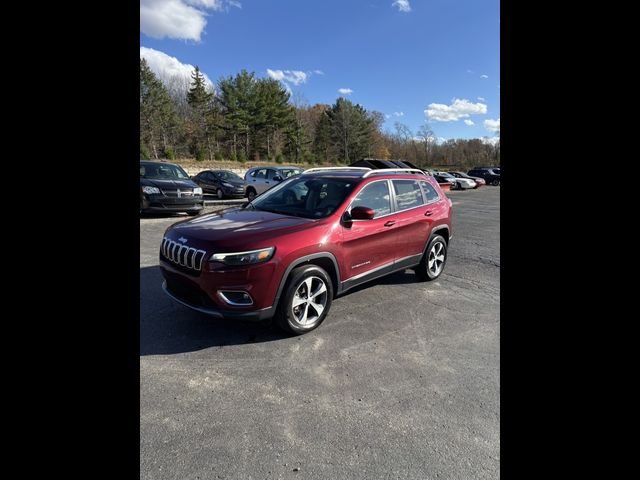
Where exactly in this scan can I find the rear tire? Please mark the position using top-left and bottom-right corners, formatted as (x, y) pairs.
(275, 265), (333, 335)
(491, 179), (500, 186)
(416, 235), (448, 281)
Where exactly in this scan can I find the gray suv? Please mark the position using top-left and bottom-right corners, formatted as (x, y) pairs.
(244, 166), (303, 200)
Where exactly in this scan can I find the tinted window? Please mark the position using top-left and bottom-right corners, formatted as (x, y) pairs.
(420, 181), (440, 202)
(351, 181), (391, 218)
(254, 169), (267, 179)
(279, 168), (303, 178)
(392, 180), (425, 211)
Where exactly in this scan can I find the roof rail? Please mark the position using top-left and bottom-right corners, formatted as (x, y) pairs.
(303, 167), (371, 174)
(362, 168), (426, 178)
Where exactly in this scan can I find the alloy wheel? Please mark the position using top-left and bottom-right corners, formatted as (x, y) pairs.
(291, 276), (328, 326)
(428, 242), (446, 277)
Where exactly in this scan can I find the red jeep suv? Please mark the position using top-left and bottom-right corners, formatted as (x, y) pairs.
(159, 167), (452, 334)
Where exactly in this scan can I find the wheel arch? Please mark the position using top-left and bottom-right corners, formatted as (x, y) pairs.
(273, 253), (341, 306)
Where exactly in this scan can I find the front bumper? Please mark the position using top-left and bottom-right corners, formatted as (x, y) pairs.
(162, 281), (275, 321)
(223, 186), (246, 197)
(141, 194), (204, 212)
(159, 255), (281, 320)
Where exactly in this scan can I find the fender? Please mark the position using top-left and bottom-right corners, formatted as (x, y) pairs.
(422, 224), (451, 255)
(272, 252), (341, 306)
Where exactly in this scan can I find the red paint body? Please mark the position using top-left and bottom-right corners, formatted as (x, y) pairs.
(160, 173), (452, 318)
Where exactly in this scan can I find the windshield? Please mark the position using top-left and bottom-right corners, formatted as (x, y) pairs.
(214, 171), (242, 182)
(141, 163), (190, 180)
(249, 176), (357, 219)
(439, 173), (455, 179)
(278, 168), (303, 178)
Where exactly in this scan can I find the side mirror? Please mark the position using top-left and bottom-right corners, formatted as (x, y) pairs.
(273, 175), (283, 182)
(350, 206), (375, 220)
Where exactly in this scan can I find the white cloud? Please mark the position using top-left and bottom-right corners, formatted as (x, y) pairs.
(266, 69), (308, 86)
(313, 69), (324, 75)
(425, 98), (488, 122)
(477, 96), (485, 101)
(140, 47), (213, 90)
(385, 114), (391, 119)
(480, 74), (489, 79)
(393, 111), (404, 117)
(484, 118), (500, 132)
(481, 136), (500, 146)
(467, 69), (474, 74)
(338, 88), (353, 95)
(392, 0), (412, 12)
(140, 0), (240, 42)
(464, 119), (475, 126)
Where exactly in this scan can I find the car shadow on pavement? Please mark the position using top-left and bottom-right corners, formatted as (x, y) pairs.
(140, 266), (288, 356)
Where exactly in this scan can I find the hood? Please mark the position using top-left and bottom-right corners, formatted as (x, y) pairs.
(167, 207), (317, 250)
(141, 178), (199, 190)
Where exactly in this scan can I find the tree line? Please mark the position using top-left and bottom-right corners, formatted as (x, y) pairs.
(140, 59), (500, 168)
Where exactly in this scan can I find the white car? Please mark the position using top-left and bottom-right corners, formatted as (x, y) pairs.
(434, 171), (477, 190)
(244, 166), (304, 201)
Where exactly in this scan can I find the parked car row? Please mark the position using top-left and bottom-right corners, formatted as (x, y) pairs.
(140, 159), (500, 215)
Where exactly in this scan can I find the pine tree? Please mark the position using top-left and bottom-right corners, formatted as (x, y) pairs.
(326, 98), (374, 163)
(187, 67), (214, 159)
(140, 59), (178, 159)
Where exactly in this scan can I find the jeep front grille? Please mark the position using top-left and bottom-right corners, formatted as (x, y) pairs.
(161, 237), (206, 271)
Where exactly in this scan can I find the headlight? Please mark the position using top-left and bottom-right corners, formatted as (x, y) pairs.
(222, 182), (233, 188)
(193, 187), (203, 195)
(142, 186), (160, 194)
(210, 247), (275, 266)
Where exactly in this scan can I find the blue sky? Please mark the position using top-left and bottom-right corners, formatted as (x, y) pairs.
(140, 0), (500, 141)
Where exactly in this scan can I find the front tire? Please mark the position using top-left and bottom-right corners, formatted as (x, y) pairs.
(491, 179), (500, 186)
(275, 265), (333, 335)
(247, 188), (256, 201)
(416, 235), (448, 281)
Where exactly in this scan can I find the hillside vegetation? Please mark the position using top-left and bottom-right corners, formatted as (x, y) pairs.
(141, 60), (500, 169)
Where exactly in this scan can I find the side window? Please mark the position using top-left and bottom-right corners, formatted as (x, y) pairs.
(351, 181), (391, 218)
(392, 180), (425, 211)
(267, 169), (277, 180)
(255, 169), (267, 179)
(420, 181), (440, 203)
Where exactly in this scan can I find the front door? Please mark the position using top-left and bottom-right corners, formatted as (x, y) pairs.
(341, 179), (399, 288)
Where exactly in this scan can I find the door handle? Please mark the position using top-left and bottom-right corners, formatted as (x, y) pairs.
(384, 220), (396, 227)
(424, 211), (433, 216)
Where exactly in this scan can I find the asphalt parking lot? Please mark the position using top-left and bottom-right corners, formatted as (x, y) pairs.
(140, 187), (500, 479)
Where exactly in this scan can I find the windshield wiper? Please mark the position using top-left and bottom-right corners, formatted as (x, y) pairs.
(256, 207), (309, 218)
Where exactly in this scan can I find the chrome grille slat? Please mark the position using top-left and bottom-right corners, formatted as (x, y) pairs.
(160, 237), (207, 271)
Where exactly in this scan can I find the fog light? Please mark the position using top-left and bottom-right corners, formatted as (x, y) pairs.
(218, 290), (253, 306)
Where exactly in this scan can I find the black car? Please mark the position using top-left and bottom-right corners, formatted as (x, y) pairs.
(468, 167), (500, 186)
(191, 170), (245, 199)
(140, 161), (204, 215)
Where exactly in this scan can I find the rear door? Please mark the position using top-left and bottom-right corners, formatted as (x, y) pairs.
(251, 168), (269, 194)
(389, 179), (431, 267)
(341, 180), (399, 284)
